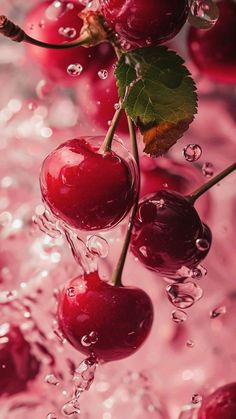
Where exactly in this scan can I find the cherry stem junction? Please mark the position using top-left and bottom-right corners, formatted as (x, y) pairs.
(188, 162), (236, 204)
(112, 117), (140, 287)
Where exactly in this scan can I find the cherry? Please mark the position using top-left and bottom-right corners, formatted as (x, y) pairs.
(77, 66), (129, 134)
(198, 383), (236, 419)
(40, 137), (136, 231)
(24, 0), (116, 83)
(131, 190), (212, 278)
(0, 323), (40, 396)
(100, 0), (189, 49)
(58, 271), (153, 362)
(188, 0), (236, 84)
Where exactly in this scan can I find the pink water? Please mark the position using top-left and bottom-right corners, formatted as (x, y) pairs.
(0, 1), (236, 418)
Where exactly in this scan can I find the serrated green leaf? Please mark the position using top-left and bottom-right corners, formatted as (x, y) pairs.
(115, 46), (198, 156)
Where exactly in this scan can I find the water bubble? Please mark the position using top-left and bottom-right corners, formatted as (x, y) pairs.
(153, 198), (165, 209)
(192, 394), (203, 405)
(62, 398), (80, 416)
(139, 246), (148, 257)
(67, 287), (76, 297)
(210, 305), (227, 319)
(202, 162), (214, 177)
(186, 339), (195, 348)
(190, 267), (203, 279)
(58, 27), (77, 38)
(44, 374), (60, 386)
(86, 235), (109, 258)
(73, 356), (97, 393)
(166, 282), (203, 309)
(171, 309), (188, 323)
(81, 331), (98, 347)
(188, 0), (219, 29)
(176, 266), (192, 279)
(196, 237), (210, 251)
(183, 144), (202, 162)
(98, 69), (108, 80)
(47, 414), (57, 419)
(114, 103), (120, 110)
(67, 64), (83, 77)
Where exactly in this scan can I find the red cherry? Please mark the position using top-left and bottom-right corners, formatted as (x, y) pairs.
(40, 137), (136, 231)
(100, 0), (189, 49)
(0, 323), (40, 396)
(58, 271), (153, 362)
(188, 0), (236, 84)
(131, 190), (212, 278)
(198, 383), (236, 419)
(24, 0), (116, 83)
(77, 67), (129, 134)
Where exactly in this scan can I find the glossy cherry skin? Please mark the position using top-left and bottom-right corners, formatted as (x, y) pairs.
(0, 324), (40, 396)
(40, 137), (135, 231)
(58, 271), (154, 362)
(100, 0), (189, 49)
(77, 67), (129, 134)
(188, 0), (236, 84)
(198, 383), (236, 419)
(24, 0), (116, 83)
(131, 190), (212, 278)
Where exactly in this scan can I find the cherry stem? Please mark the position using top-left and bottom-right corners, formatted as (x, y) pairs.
(99, 108), (123, 153)
(112, 117), (140, 287)
(188, 162), (236, 204)
(0, 15), (92, 48)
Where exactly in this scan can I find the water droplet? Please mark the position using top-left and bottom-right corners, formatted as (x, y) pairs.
(186, 339), (195, 348)
(176, 266), (192, 279)
(196, 238), (210, 251)
(46, 1), (73, 21)
(28, 101), (38, 111)
(67, 287), (76, 297)
(166, 282), (203, 309)
(139, 246), (148, 257)
(62, 398), (80, 416)
(190, 267), (203, 279)
(0, 211), (12, 227)
(47, 414), (57, 419)
(183, 144), (202, 162)
(196, 264), (207, 277)
(58, 26), (77, 38)
(36, 79), (51, 99)
(171, 309), (188, 323)
(73, 356), (97, 393)
(67, 64), (83, 77)
(0, 290), (18, 304)
(114, 103), (120, 111)
(153, 198), (165, 209)
(210, 305), (226, 319)
(44, 373), (60, 386)
(86, 235), (109, 258)
(81, 331), (98, 347)
(202, 162), (214, 177)
(98, 69), (108, 80)
(192, 393), (203, 405)
(188, 0), (219, 29)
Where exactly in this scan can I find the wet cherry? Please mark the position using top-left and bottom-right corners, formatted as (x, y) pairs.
(24, 0), (116, 83)
(0, 323), (40, 396)
(40, 137), (136, 231)
(198, 383), (236, 419)
(188, 0), (236, 84)
(58, 271), (154, 362)
(100, 0), (189, 49)
(131, 190), (212, 278)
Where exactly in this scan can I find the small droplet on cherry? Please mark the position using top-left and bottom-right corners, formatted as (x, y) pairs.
(210, 305), (227, 319)
(67, 63), (83, 77)
(183, 143), (202, 162)
(114, 103), (120, 110)
(98, 69), (108, 80)
(58, 26), (77, 38)
(196, 238), (210, 251)
(191, 393), (202, 405)
(67, 287), (76, 298)
(202, 162), (214, 177)
(171, 309), (188, 323)
(188, 0), (219, 29)
(166, 281), (203, 309)
(186, 339), (195, 348)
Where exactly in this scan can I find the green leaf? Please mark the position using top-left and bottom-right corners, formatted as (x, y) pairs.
(115, 46), (198, 156)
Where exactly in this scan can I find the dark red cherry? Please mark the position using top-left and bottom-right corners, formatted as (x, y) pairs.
(77, 67), (129, 134)
(40, 137), (136, 231)
(198, 383), (236, 419)
(100, 0), (189, 49)
(131, 190), (212, 278)
(58, 271), (153, 362)
(24, 0), (116, 83)
(0, 323), (40, 396)
(188, 0), (236, 84)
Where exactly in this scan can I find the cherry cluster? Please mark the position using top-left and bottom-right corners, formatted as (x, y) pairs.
(0, 1), (236, 417)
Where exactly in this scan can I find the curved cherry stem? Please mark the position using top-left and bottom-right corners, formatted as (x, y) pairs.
(112, 117), (140, 287)
(188, 162), (236, 205)
(99, 108), (123, 153)
(0, 15), (92, 48)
